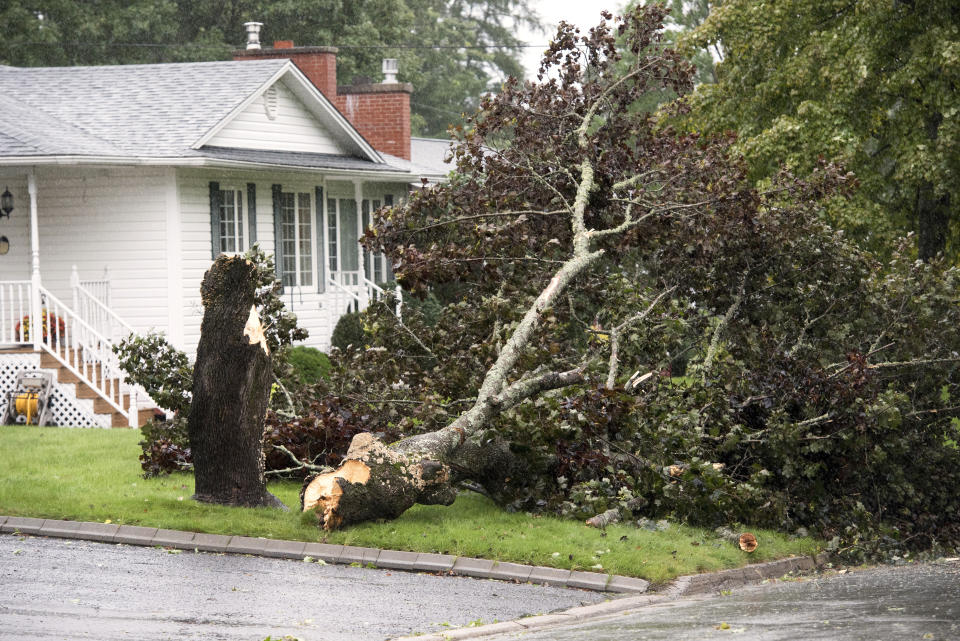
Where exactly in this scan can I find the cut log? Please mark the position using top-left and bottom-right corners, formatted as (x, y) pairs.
(738, 532), (758, 553)
(187, 255), (284, 509)
(300, 430), (526, 530)
(715, 526), (758, 553)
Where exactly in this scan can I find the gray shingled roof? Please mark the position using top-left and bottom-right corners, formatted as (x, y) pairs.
(411, 137), (455, 176)
(0, 60), (410, 175)
(0, 92), (122, 156)
(0, 60), (291, 157)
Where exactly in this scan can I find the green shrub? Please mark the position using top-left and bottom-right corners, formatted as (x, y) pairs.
(285, 346), (332, 385)
(138, 416), (191, 477)
(330, 312), (365, 350)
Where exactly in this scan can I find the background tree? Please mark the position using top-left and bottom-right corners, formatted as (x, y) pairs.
(0, 0), (541, 136)
(677, 0), (960, 260)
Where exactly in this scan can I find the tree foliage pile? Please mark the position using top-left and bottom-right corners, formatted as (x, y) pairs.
(282, 6), (960, 556)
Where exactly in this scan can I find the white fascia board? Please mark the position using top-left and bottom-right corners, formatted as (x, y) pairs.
(190, 62), (383, 164)
(0, 154), (432, 181)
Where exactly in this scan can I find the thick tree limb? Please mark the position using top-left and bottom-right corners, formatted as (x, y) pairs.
(702, 268), (749, 381)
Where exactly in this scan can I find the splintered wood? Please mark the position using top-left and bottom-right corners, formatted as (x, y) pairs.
(301, 459), (371, 529)
(243, 305), (269, 354)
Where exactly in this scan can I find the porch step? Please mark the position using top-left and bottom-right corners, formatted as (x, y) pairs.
(0, 347), (36, 355)
(18, 349), (156, 428)
(111, 408), (159, 428)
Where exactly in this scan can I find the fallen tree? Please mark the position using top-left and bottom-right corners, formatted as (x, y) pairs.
(302, 5), (960, 557)
(302, 5), (740, 528)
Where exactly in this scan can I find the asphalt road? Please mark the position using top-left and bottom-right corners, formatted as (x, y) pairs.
(0, 532), (604, 640)
(485, 559), (960, 641)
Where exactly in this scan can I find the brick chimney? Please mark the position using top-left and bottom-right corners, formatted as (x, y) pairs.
(334, 78), (412, 160)
(233, 37), (412, 160)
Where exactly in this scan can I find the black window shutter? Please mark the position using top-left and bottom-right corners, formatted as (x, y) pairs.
(247, 183), (257, 248)
(272, 184), (283, 282)
(209, 181), (221, 260)
(315, 186), (325, 293)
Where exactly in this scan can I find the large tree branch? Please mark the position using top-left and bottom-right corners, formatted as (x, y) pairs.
(407, 209), (567, 234)
(493, 368), (586, 409)
(702, 268), (749, 382)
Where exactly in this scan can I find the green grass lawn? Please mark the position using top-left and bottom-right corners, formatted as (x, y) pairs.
(0, 425), (822, 583)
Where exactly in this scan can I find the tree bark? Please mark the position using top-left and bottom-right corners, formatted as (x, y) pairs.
(300, 431), (527, 530)
(917, 181), (950, 262)
(188, 255), (284, 509)
(916, 112), (950, 261)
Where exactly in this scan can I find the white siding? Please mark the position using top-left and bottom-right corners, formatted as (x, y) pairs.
(0, 176), (33, 281)
(32, 166), (170, 336)
(206, 81), (345, 154)
(176, 171), (408, 356)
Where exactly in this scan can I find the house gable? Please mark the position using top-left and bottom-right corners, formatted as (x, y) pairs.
(205, 79), (345, 155)
(194, 64), (382, 164)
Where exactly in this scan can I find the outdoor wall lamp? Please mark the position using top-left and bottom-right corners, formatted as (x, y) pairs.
(0, 187), (12, 217)
(0, 235), (9, 255)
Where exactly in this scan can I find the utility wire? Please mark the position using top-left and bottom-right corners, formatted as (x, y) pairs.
(11, 40), (552, 50)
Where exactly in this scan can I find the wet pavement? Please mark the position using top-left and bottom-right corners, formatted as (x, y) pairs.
(0, 532), (604, 640)
(486, 560), (960, 640)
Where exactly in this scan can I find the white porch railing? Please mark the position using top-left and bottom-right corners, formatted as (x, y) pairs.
(71, 266), (133, 343)
(327, 271), (402, 317)
(0, 281), (32, 344)
(0, 276), (139, 427)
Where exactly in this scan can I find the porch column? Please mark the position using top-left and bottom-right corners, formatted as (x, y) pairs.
(28, 171), (41, 352)
(320, 178), (330, 288)
(353, 180), (368, 304)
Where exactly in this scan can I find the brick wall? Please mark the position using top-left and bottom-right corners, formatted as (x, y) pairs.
(335, 86), (411, 160)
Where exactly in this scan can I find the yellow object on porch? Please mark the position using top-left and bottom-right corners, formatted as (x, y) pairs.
(15, 392), (40, 424)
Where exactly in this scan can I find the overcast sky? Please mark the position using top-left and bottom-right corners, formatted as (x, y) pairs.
(517, 1), (627, 78)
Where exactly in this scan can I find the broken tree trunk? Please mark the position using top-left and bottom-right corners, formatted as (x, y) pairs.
(188, 255), (284, 509)
(300, 430), (526, 530)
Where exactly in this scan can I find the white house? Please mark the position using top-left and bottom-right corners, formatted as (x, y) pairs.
(0, 34), (448, 428)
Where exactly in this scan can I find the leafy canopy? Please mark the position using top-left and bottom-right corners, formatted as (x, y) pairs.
(677, 0), (960, 260)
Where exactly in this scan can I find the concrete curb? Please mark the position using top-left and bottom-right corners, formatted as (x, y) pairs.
(388, 552), (832, 641)
(1, 515), (829, 640)
(0, 515), (647, 593)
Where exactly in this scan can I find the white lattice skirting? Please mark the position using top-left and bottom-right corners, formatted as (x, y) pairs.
(0, 354), (111, 428)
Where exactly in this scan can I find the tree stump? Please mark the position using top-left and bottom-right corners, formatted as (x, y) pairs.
(188, 255), (284, 509)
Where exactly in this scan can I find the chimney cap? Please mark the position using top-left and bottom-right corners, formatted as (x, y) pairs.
(382, 58), (398, 83)
(244, 22), (263, 50)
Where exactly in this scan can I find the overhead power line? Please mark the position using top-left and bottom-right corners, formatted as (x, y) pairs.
(11, 40), (553, 51)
